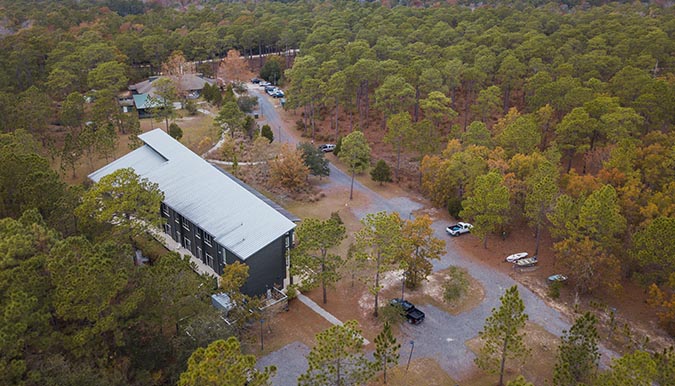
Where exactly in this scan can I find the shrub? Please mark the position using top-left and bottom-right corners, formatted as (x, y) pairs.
(169, 123), (183, 141)
(548, 281), (561, 299)
(443, 266), (469, 303)
(261, 124), (274, 142)
(285, 284), (298, 300)
(371, 159), (393, 185)
(236, 95), (258, 113)
(184, 99), (198, 115)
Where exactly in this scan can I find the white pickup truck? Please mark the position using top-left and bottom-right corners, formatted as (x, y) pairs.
(445, 222), (473, 236)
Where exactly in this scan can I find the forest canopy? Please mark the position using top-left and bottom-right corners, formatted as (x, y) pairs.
(1, 0), (675, 384)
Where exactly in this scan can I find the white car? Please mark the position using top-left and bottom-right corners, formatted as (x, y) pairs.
(445, 222), (473, 236)
(506, 252), (528, 263)
(318, 144), (335, 152)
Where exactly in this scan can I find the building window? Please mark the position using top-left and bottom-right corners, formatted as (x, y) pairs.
(184, 237), (191, 250)
(206, 252), (213, 267)
(161, 203), (169, 217)
(204, 233), (212, 247)
(197, 246), (202, 260)
(182, 221), (190, 231)
(164, 223), (171, 234)
(196, 229), (201, 239)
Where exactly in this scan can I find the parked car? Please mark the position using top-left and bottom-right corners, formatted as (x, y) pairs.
(547, 274), (568, 283)
(390, 298), (425, 325)
(265, 86), (277, 95)
(445, 222), (473, 236)
(272, 89), (285, 98)
(259, 81), (270, 87)
(251, 78), (261, 84)
(318, 144), (336, 152)
(505, 252), (529, 263)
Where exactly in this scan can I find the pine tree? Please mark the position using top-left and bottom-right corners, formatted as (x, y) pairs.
(475, 285), (530, 386)
(179, 337), (275, 386)
(298, 320), (374, 386)
(374, 322), (400, 384)
(553, 312), (600, 386)
(291, 216), (346, 304)
(339, 131), (371, 200)
(355, 211), (404, 317)
(460, 171), (511, 248)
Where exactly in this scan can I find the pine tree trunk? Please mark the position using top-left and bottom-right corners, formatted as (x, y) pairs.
(334, 97), (339, 141)
(396, 142), (401, 182)
(503, 86), (511, 114)
(321, 258), (327, 304)
(374, 261), (380, 317)
(365, 80), (370, 125)
(463, 84), (472, 131)
(534, 222), (541, 256)
(499, 337), (509, 386)
(414, 86), (420, 122)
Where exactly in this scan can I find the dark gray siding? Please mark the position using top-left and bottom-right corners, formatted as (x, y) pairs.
(161, 203), (217, 270)
(239, 236), (287, 296)
(160, 201), (291, 297)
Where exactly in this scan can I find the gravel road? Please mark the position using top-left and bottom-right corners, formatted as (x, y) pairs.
(251, 85), (611, 384)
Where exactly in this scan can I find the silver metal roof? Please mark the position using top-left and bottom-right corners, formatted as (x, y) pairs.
(129, 74), (216, 95)
(89, 129), (296, 260)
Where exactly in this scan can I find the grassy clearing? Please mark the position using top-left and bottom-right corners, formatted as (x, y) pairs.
(414, 266), (485, 316)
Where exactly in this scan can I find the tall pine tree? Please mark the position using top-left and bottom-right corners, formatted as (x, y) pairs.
(374, 322), (400, 384)
(298, 320), (374, 386)
(476, 285), (530, 386)
(553, 312), (600, 386)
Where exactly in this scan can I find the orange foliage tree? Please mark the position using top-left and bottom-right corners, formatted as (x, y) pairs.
(269, 144), (309, 193)
(218, 49), (251, 84)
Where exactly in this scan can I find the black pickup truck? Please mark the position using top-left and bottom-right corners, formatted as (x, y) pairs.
(390, 298), (425, 325)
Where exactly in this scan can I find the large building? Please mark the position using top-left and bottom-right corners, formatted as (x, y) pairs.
(128, 74), (216, 117)
(89, 129), (297, 296)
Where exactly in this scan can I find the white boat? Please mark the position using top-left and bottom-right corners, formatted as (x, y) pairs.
(514, 256), (538, 267)
(506, 252), (528, 263)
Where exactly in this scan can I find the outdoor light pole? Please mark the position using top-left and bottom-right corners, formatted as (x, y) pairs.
(406, 340), (415, 373)
(260, 318), (265, 351)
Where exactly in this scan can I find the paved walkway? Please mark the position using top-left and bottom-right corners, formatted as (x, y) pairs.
(297, 294), (370, 345)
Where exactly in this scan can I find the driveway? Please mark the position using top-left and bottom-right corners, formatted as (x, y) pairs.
(251, 84), (608, 384)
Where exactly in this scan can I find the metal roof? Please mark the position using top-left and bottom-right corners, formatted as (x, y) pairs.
(131, 93), (163, 110)
(89, 129), (296, 260)
(129, 74), (216, 95)
(213, 167), (301, 223)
